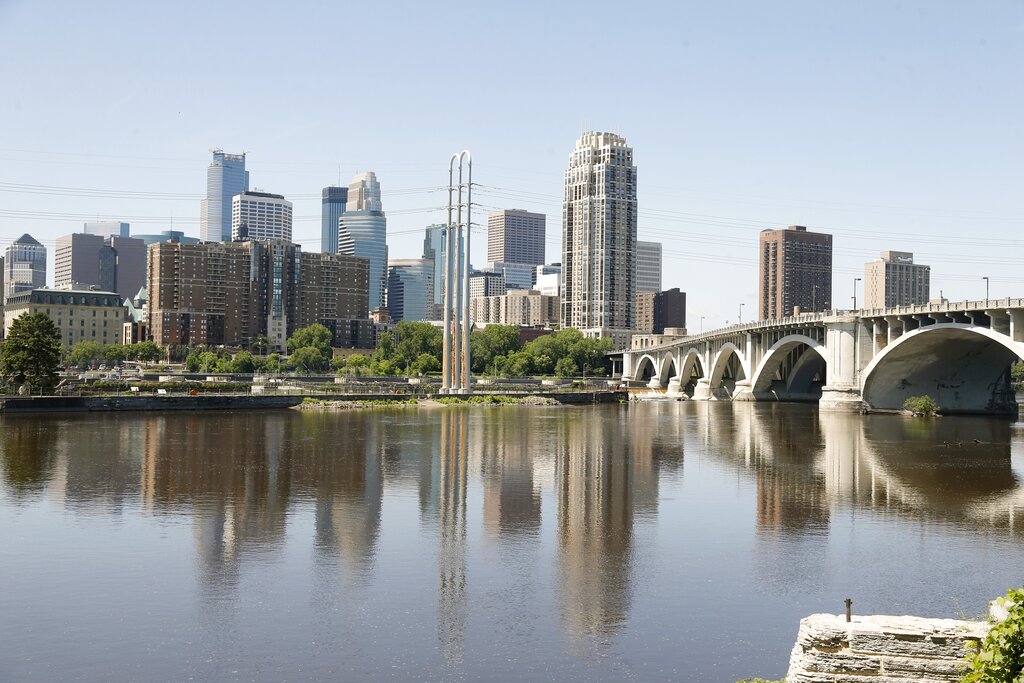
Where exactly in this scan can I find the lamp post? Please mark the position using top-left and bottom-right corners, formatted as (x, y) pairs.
(700, 316), (705, 333)
(739, 303), (745, 323)
(852, 277), (861, 310)
(812, 284), (820, 312)
(983, 276), (990, 301)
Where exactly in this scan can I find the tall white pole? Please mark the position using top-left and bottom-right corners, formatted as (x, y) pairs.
(442, 155), (457, 393)
(460, 152), (472, 393)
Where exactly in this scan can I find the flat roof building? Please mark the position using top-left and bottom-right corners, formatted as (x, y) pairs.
(487, 209), (546, 266)
(231, 191), (293, 243)
(636, 241), (662, 293)
(758, 225), (832, 320)
(4, 288), (124, 347)
(864, 251), (930, 310)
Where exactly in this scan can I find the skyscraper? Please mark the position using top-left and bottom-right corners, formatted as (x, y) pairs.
(4, 234), (47, 303)
(83, 221), (130, 238)
(55, 233), (152, 302)
(339, 171), (388, 312)
(864, 251), (930, 310)
(321, 186), (348, 253)
(422, 224), (447, 318)
(487, 209), (546, 265)
(199, 149), (249, 243)
(758, 225), (833, 320)
(561, 131), (637, 331)
(386, 259), (435, 322)
(635, 241), (662, 293)
(231, 191), (293, 242)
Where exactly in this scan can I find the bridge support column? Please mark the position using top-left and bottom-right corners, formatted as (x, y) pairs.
(820, 317), (866, 412)
(692, 378), (712, 401)
(666, 377), (683, 397)
(732, 380), (756, 401)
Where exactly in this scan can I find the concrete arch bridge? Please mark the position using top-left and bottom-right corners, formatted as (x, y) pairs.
(621, 298), (1024, 414)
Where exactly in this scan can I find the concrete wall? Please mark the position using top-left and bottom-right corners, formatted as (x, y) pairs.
(786, 613), (988, 683)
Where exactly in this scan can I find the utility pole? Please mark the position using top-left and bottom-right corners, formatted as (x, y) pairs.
(441, 151), (472, 395)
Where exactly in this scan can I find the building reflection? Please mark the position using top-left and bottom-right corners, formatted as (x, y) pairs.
(0, 418), (59, 498)
(436, 409), (468, 665)
(479, 411), (541, 538)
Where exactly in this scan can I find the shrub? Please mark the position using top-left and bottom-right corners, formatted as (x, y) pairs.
(903, 394), (939, 416)
(962, 587), (1024, 682)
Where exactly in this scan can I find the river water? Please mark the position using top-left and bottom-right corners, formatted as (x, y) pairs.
(1, 402), (1022, 682)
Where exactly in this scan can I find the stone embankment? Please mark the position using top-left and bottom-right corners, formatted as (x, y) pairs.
(0, 395), (303, 413)
(786, 613), (988, 682)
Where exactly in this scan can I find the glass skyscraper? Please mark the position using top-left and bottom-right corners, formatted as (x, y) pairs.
(321, 186), (348, 253)
(422, 224), (447, 316)
(386, 259), (435, 322)
(339, 172), (387, 311)
(200, 149), (249, 243)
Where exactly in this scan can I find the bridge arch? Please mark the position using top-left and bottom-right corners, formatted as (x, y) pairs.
(750, 334), (827, 400)
(654, 354), (678, 388)
(861, 324), (1024, 414)
(674, 348), (707, 396)
(634, 354), (658, 383)
(708, 343), (748, 399)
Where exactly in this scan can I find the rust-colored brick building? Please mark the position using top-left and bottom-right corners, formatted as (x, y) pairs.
(758, 225), (832, 320)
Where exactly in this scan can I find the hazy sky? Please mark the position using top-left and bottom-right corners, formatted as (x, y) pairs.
(1, 0), (1021, 328)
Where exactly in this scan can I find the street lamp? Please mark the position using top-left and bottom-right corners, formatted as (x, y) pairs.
(852, 277), (861, 310)
(812, 284), (820, 312)
(700, 316), (705, 333)
(983, 276), (990, 301)
(739, 303), (745, 323)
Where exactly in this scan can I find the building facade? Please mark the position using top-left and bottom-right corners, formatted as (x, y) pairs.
(231, 191), (293, 242)
(4, 288), (124, 347)
(200, 149), (249, 243)
(469, 289), (559, 327)
(487, 209), (546, 265)
(146, 241), (371, 350)
(561, 131), (637, 332)
(422, 224), (447, 318)
(634, 287), (686, 334)
(83, 221), (129, 238)
(4, 234), (47, 303)
(321, 186), (348, 254)
(338, 171), (388, 312)
(133, 230), (201, 247)
(758, 225), (833, 320)
(469, 271), (506, 299)
(55, 233), (146, 301)
(386, 259), (435, 322)
(635, 240), (662, 293)
(864, 251), (930, 310)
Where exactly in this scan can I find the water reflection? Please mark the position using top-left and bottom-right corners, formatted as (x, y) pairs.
(0, 419), (59, 497)
(437, 409), (468, 665)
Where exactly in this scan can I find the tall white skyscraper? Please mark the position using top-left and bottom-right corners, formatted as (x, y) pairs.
(560, 131), (637, 331)
(864, 251), (930, 310)
(339, 171), (388, 311)
(635, 240), (662, 293)
(4, 234), (47, 303)
(231, 191), (293, 242)
(200, 149), (249, 243)
(83, 221), (130, 238)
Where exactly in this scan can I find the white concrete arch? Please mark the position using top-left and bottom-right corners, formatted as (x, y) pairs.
(677, 348), (707, 383)
(707, 342), (748, 390)
(634, 354), (658, 382)
(750, 335), (827, 394)
(860, 323), (1024, 412)
(655, 354), (678, 387)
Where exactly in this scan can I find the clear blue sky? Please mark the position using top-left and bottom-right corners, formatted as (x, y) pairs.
(1, 0), (1021, 328)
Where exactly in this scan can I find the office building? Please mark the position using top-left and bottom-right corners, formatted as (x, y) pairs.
(469, 271), (506, 299)
(758, 225), (832, 320)
(635, 288), (686, 334)
(422, 224), (448, 319)
(200, 149), (249, 243)
(147, 241), (372, 350)
(54, 233), (146, 301)
(535, 263), (561, 297)
(321, 186), (348, 254)
(4, 234), (47, 303)
(486, 261), (533, 291)
(4, 288), (124, 347)
(133, 230), (200, 247)
(231, 191), (293, 242)
(386, 259), (435, 322)
(338, 171), (388, 311)
(636, 241), (662, 293)
(84, 221), (130, 238)
(864, 251), (930, 310)
(487, 209), (546, 265)
(0, 256), (4, 339)
(470, 289), (559, 327)
(561, 131), (637, 332)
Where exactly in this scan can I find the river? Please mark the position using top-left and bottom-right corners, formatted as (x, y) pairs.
(1, 402), (1022, 681)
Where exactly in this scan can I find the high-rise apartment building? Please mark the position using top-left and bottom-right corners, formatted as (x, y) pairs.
(83, 221), (129, 238)
(469, 271), (506, 299)
(470, 289), (559, 327)
(338, 171), (387, 312)
(321, 186), (348, 253)
(635, 288), (686, 334)
(231, 191), (293, 242)
(147, 241), (372, 350)
(864, 251), (930, 310)
(487, 209), (546, 265)
(386, 259), (435, 322)
(635, 241), (662, 293)
(200, 149), (249, 243)
(561, 131), (637, 332)
(4, 234), (47, 303)
(758, 225), (832, 320)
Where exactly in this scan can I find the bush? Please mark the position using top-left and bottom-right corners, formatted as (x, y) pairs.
(962, 587), (1024, 682)
(903, 394), (939, 416)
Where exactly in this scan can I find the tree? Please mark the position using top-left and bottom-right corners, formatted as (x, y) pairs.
(287, 324), (332, 358)
(264, 353), (283, 374)
(133, 341), (161, 364)
(1013, 361), (1024, 383)
(196, 351), (219, 373)
(409, 352), (441, 376)
(184, 351), (201, 373)
(289, 346), (327, 373)
(67, 341), (103, 368)
(252, 334), (270, 356)
(230, 351), (256, 374)
(103, 344), (127, 364)
(554, 357), (578, 378)
(471, 324), (521, 374)
(346, 353), (370, 376)
(0, 313), (63, 392)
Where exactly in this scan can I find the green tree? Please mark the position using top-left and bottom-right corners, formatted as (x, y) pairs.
(554, 357), (578, 378)
(963, 587), (1024, 682)
(289, 346), (327, 373)
(103, 344), (127, 364)
(471, 324), (521, 374)
(230, 351), (256, 374)
(184, 351), (201, 373)
(389, 321), (442, 372)
(1012, 361), (1024, 383)
(0, 313), (63, 392)
(264, 353), (283, 374)
(409, 352), (441, 376)
(67, 340), (103, 368)
(287, 324), (333, 358)
(133, 341), (162, 364)
(196, 351), (219, 373)
(252, 334), (270, 356)
(346, 353), (370, 376)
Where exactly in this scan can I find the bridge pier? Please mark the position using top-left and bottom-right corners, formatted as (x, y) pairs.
(819, 386), (866, 412)
(693, 379), (712, 401)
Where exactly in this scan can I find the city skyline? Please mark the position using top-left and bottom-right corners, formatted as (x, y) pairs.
(0, 1), (1021, 329)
